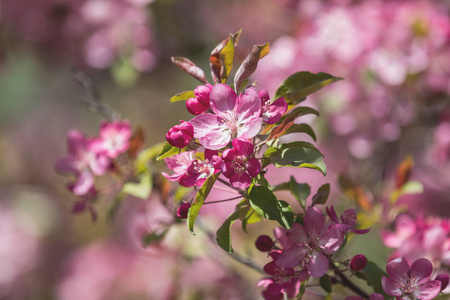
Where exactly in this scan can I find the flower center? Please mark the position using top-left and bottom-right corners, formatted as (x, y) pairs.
(233, 156), (246, 172)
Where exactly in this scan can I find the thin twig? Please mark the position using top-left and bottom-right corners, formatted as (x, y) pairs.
(203, 195), (243, 205)
(332, 265), (370, 299)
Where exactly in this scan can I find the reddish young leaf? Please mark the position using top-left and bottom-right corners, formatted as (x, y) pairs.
(171, 57), (208, 84)
(127, 126), (145, 158)
(234, 43), (270, 92)
(395, 155), (414, 189)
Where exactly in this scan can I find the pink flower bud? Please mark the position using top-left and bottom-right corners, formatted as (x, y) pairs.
(177, 202), (191, 219)
(350, 254), (367, 271)
(194, 84), (213, 107)
(436, 274), (449, 291)
(186, 97), (208, 115)
(255, 235), (274, 252)
(166, 121), (194, 148)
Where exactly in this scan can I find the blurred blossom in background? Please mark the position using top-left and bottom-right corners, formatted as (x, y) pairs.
(0, 0), (449, 299)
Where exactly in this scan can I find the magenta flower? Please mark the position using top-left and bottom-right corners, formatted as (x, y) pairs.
(186, 84), (213, 115)
(258, 251), (308, 300)
(326, 205), (370, 234)
(382, 257), (442, 300)
(162, 150), (221, 187)
(90, 120), (132, 159)
(166, 120), (194, 148)
(189, 84), (262, 150)
(258, 89), (288, 124)
(221, 138), (260, 189)
(55, 130), (110, 196)
(275, 207), (343, 277)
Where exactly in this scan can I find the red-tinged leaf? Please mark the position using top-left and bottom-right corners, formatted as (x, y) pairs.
(209, 30), (242, 84)
(171, 57), (208, 84)
(267, 107), (319, 140)
(338, 174), (373, 212)
(127, 126), (145, 158)
(234, 43), (270, 92)
(395, 155), (414, 189)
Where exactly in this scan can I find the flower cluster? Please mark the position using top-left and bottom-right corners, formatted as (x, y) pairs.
(55, 120), (132, 214)
(164, 82), (287, 190)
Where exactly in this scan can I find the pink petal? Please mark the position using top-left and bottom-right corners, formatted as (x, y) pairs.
(209, 84), (237, 115)
(275, 245), (307, 268)
(341, 209), (357, 226)
(67, 130), (86, 155)
(304, 207), (324, 239)
(318, 225), (343, 254)
(386, 257), (410, 282)
(264, 98), (288, 124)
(258, 89), (270, 102)
(230, 171), (251, 189)
(199, 130), (231, 150)
(274, 227), (296, 249)
(382, 276), (403, 297)
(236, 88), (261, 121)
(287, 223), (308, 245)
(221, 161), (235, 178)
(284, 277), (301, 298)
(232, 138), (254, 157)
(55, 157), (78, 174)
(326, 206), (340, 223)
(369, 293), (385, 300)
(238, 117), (263, 139)
(186, 97), (208, 115)
(222, 148), (237, 162)
(414, 280), (442, 300)
(246, 158), (261, 177)
(409, 258), (433, 285)
(307, 251), (329, 277)
(72, 169), (94, 196)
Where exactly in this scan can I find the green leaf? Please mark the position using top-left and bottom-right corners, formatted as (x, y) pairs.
(216, 210), (240, 252)
(156, 142), (184, 161)
(111, 59), (139, 88)
(122, 171), (152, 200)
(170, 90), (195, 102)
(297, 281), (307, 299)
(279, 123), (317, 142)
(234, 43), (270, 92)
(264, 143), (327, 176)
(355, 261), (388, 295)
(312, 184), (331, 206)
(241, 208), (262, 233)
(319, 274), (332, 293)
(273, 71), (343, 104)
(248, 185), (293, 228)
(253, 173), (270, 187)
(142, 230), (168, 247)
(272, 176), (311, 209)
(400, 180), (423, 195)
(279, 106), (320, 123)
(135, 142), (165, 172)
(187, 173), (220, 234)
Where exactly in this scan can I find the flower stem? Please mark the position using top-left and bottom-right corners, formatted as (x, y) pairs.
(203, 195), (243, 205)
(332, 265), (370, 299)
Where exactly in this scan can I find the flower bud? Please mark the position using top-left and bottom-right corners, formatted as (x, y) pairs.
(436, 274), (449, 291)
(350, 254), (367, 271)
(177, 202), (191, 219)
(186, 97), (208, 115)
(166, 121), (194, 148)
(255, 235), (274, 252)
(194, 84), (213, 107)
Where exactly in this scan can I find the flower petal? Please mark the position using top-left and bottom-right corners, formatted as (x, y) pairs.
(409, 258), (433, 285)
(304, 206), (324, 239)
(307, 251), (329, 277)
(236, 88), (261, 121)
(72, 169), (94, 196)
(341, 209), (357, 226)
(230, 171), (251, 189)
(67, 130), (86, 155)
(386, 257), (410, 283)
(237, 117), (263, 139)
(210, 84), (237, 115)
(246, 158), (261, 177)
(381, 276), (403, 297)
(413, 280), (442, 300)
(275, 245), (307, 268)
(232, 138), (254, 157)
(318, 225), (343, 254)
(287, 223), (308, 245)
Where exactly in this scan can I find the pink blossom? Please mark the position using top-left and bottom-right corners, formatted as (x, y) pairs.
(189, 84), (262, 150)
(258, 89), (288, 124)
(176, 202), (191, 219)
(162, 150), (222, 187)
(221, 138), (261, 189)
(90, 120), (132, 158)
(275, 207), (343, 277)
(55, 130), (110, 196)
(186, 84), (213, 115)
(258, 251), (308, 300)
(165, 120), (194, 148)
(326, 205), (370, 234)
(382, 257), (442, 300)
